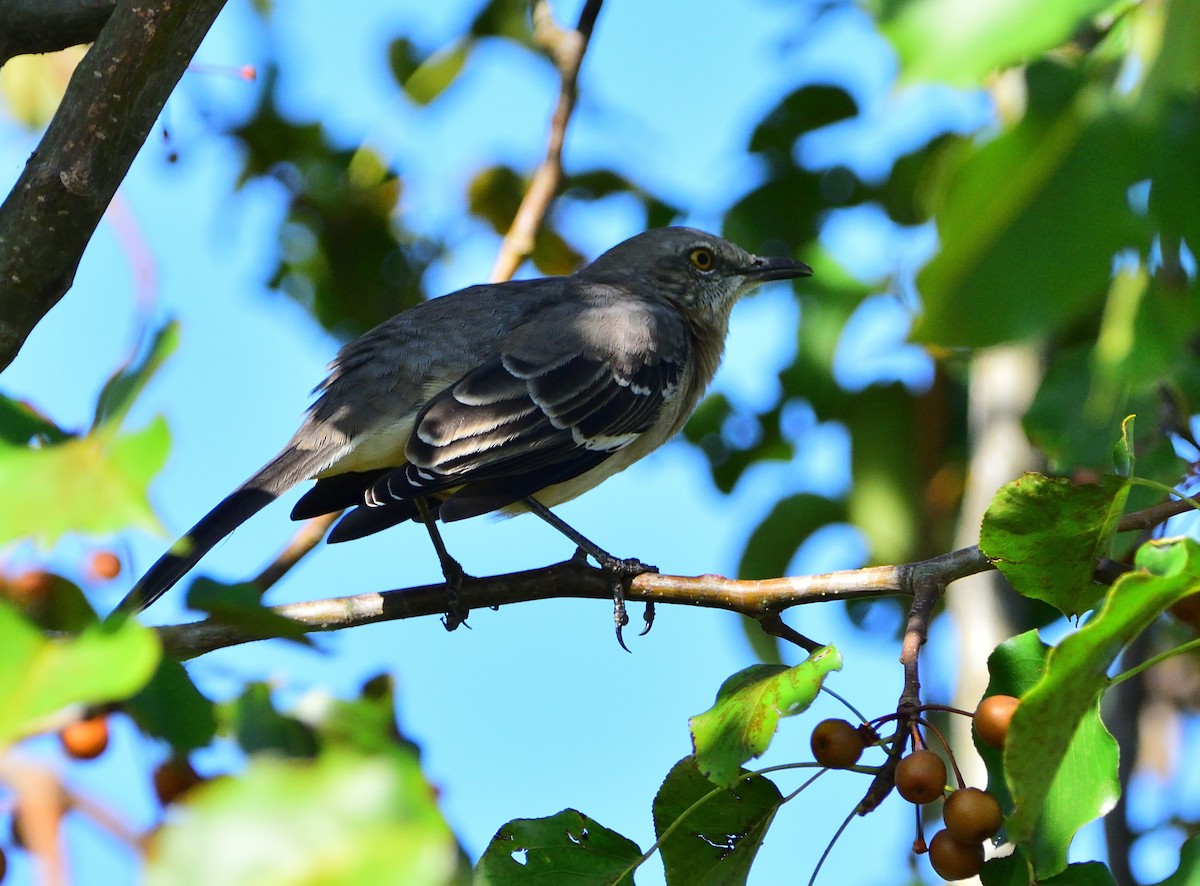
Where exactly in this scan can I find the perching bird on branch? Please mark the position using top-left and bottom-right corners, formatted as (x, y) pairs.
(116, 227), (812, 628)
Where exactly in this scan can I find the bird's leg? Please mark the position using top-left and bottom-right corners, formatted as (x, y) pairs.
(414, 498), (471, 631)
(522, 497), (658, 650)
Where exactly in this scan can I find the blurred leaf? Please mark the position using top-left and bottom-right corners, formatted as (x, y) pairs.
(0, 602), (159, 745)
(689, 647), (841, 788)
(1151, 834), (1200, 886)
(0, 48), (84, 129)
(185, 579), (312, 646)
(724, 168), (825, 256)
(883, 0), (1112, 85)
(389, 39), (470, 106)
(980, 472), (1129, 617)
(916, 63), (1151, 347)
(738, 494), (846, 580)
(652, 757), (783, 885)
(0, 419), (168, 545)
(846, 384), (925, 565)
(232, 76), (435, 338)
(317, 675), (419, 758)
(469, 0), (535, 46)
(0, 393), (69, 446)
(748, 85), (858, 172)
(467, 164), (584, 275)
(1005, 538), (1200, 875)
(229, 682), (318, 758)
(127, 657), (218, 754)
(476, 809), (640, 885)
(149, 747), (464, 886)
(1149, 97), (1200, 261)
(92, 320), (180, 430)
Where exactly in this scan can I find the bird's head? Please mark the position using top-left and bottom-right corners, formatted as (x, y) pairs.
(579, 226), (812, 324)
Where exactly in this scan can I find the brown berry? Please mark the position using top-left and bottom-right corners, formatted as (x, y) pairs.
(60, 716), (109, 760)
(974, 695), (1020, 750)
(153, 758), (204, 805)
(928, 829), (985, 880)
(895, 749), (947, 804)
(87, 551), (121, 581)
(810, 718), (865, 769)
(943, 787), (1003, 842)
(6, 570), (54, 607)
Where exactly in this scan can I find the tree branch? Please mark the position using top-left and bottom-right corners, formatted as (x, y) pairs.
(157, 544), (992, 659)
(0, 0), (229, 373)
(488, 0), (604, 283)
(0, 0), (115, 66)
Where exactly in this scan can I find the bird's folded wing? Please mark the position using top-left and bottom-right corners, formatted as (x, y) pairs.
(365, 300), (688, 520)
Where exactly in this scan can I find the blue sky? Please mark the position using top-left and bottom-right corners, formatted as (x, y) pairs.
(0, 1), (1069, 883)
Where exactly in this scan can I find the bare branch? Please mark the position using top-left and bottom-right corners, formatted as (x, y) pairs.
(0, 0), (115, 65)
(0, 0), (229, 372)
(251, 513), (339, 594)
(157, 545), (992, 659)
(488, 0), (604, 283)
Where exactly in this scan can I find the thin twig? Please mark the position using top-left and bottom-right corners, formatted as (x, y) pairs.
(252, 513), (339, 593)
(488, 0), (604, 283)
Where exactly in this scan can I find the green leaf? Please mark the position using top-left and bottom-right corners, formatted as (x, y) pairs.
(883, 0), (1113, 85)
(689, 646), (842, 788)
(148, 747), (464, 886)
(227, 682), (319, 758)
(980, 472), (1129, 617)
(983, 853), (1117, 886)
(92, 320), (180, 430)
(1005, 538), (1200, 876)
(0, 602), (160, 745)
(186, 579), (312, 646)
(1112, 415), (1135, 477)
(127, 657), (218, 754)
(395, 40), (470, 106)
(652, 757), (783, 885)
(975, 632), (1118, 880)
(0, 419), (168, 545)
(738, 494), (846, 581)
(475, 809), (641, 886)
(0, 392), (68, 446)
(915, 65), (1150, 347)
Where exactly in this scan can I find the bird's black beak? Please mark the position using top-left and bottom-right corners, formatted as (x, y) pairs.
(744, 254), (814, 282)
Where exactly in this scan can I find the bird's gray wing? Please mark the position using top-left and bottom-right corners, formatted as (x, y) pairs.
(328, 298), (688, 538)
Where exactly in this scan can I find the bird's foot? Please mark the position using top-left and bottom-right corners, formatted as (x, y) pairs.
(438, 556), (473, 632)
(587, 548), (658, 652)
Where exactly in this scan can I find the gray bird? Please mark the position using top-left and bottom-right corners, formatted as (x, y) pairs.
(117, 227), (811, 617)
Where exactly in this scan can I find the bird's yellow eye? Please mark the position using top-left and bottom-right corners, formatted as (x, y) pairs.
(689, 247), (715, 271)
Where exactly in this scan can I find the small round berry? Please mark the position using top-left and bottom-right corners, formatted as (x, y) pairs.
(974, 695), (1020, 750)
(928, 828), (985, 880)
(60, 716), (109, 760)
(895, 749), (947, 804)
(810, 718), (865, 769)
(943, 787), (1003, 842)
(153, 758), (204, 806)
(87, 551), (121, 581)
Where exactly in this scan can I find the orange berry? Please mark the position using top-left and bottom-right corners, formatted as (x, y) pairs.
(974, 695), (1020, 750)
(87, 551), (121, 581)
(60, 716), (109, 760)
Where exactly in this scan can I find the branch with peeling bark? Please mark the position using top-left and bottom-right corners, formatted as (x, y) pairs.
(0, 0), (229, 373)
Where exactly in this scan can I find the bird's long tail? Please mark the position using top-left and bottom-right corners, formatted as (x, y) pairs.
(113, 447), (322, 616)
